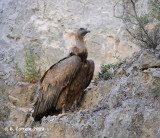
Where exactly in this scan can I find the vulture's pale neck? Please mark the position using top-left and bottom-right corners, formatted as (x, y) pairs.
(75, 35), (85, 48)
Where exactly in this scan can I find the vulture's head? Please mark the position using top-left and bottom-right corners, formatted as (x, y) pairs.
(77, 28), (90, 37)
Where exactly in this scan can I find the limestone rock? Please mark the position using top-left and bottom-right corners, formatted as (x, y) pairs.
(0, 0), (159, 137)
(7, 83), (37, 107)
(0, 0), (141, 75)
(8, 110), (26, 128)
(139, 50), (160, 69)
(8, 50), (159, 138)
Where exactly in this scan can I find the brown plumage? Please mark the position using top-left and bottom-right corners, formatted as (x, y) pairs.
(32, 28), (95, 121)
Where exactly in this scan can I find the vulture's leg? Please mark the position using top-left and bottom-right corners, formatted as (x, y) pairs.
(62, 107), (66, 114)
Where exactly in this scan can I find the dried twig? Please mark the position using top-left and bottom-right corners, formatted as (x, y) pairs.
(113, 0), (159, 49)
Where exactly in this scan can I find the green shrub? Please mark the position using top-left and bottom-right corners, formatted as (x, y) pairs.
(15, 47), (39, 83)
(23, 47), (39, 83)
(15, 63), (23, 78)
(98, 63), (122, 80)
(151, 0), (160, 21)
(94, 62), (120, 85)
(99, 64), (113, 80)
(93, 57), (127, 85)
(94, 62), (122, 85)
(114, 0), (160, 50)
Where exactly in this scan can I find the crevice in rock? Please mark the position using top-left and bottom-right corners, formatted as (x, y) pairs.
(141, 66), (160, 71)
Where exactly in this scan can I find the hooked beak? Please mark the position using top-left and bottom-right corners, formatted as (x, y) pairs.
(85, 28), (91, 33)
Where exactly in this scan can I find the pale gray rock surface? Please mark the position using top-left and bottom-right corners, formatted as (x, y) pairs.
(1, 0), (159, 138)
(0, 0), (142, 75)
(6, 50), (159, 138)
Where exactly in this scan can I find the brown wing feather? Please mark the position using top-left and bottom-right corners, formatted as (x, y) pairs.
(40, 56), (70, 85)
(85, 60), (95, 88)
(32, 55), (82, 121)
(57, 59), (94, 110)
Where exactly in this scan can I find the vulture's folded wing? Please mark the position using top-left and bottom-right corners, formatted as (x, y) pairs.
(33, 55), (82, 120)
(85, 60), (95, 88)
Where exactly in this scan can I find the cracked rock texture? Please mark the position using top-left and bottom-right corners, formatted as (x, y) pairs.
(0, 0), (160, 138)
(7, 50), (159, 138)
(0, 0), (142, 75)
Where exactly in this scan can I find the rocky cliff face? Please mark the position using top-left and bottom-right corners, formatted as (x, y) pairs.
(0, 0), (141, 75)
(1, 0), (160, 138)
(4, 50), (159, 138)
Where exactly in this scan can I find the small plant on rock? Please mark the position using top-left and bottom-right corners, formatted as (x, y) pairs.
(114, 0), (160, 50)
(99, 64), (114, 80)
(94, 62), (123, 85)
(24, 46), (39, 83)
(98, 63), (122, 80)
(15, 46), (39, 83)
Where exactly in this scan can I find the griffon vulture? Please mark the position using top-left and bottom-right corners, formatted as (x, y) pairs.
(32, 28), (95, 121)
